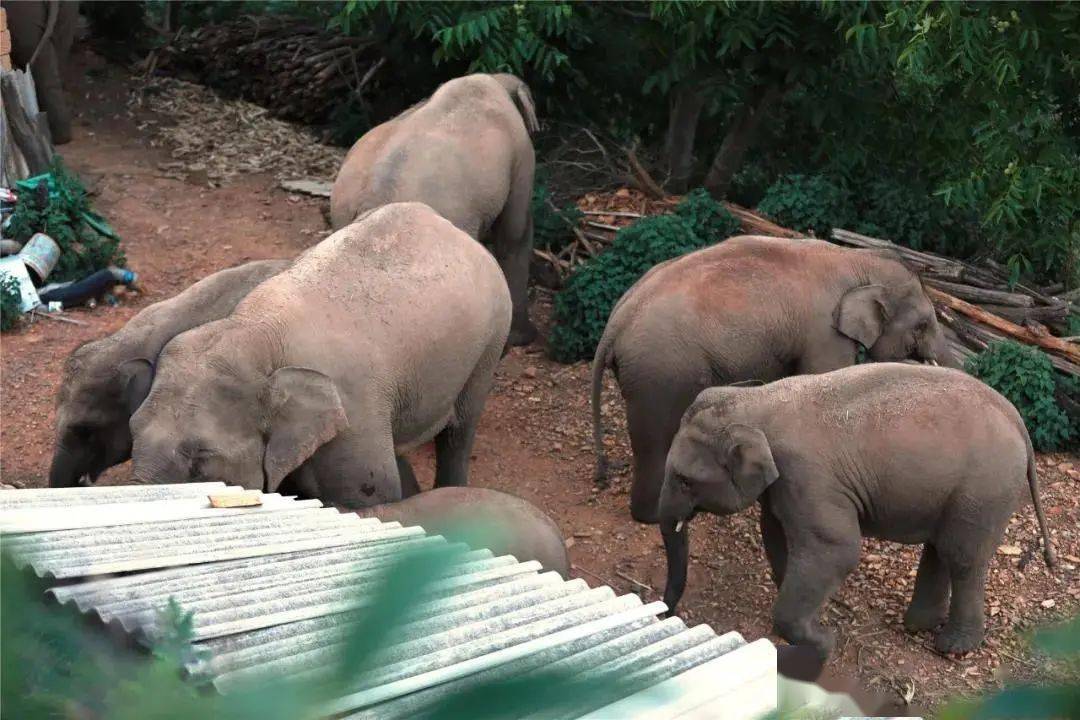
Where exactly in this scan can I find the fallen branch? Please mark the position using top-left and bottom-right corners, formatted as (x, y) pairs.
(724, 202), (804, 239)
(927, 289), (1080, 364)
(625, 143), (666, 199)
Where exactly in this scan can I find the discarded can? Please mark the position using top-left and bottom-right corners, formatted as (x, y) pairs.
(18, 232), (61, 282)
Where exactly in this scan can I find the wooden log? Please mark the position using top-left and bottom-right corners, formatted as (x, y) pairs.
(723, 202), (804, 239)
(929, 288), (1080, 366)
(0, 70), (52, 175)
(977, 303), (1069, 328)
(924, 278), (1034, 307)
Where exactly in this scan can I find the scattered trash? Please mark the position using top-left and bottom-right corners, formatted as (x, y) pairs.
(39, 267), (137, 309)
(17, 232), (60, 281)
(0, 255), (40, 311)
(0, 239), (21, 256)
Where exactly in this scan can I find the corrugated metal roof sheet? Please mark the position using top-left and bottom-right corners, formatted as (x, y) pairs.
(1, 483), (777, 718)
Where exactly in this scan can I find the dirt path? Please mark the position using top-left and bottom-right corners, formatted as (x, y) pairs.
(2, 52), (1077, 714)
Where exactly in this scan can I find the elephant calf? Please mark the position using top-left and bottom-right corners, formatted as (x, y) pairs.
(592, 235), (958, 523)
(131, 203), (511, 507)
(330, 73), (539, 345)
(355, 487), (570, 578)
(50, 259), (288, 487)
(659, 363), (1056, 658)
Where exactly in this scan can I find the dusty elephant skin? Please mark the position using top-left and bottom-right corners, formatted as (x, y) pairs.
(329, 73), (539, 346)
(591, 235), (959, 524)
(131, 203), (512, 507)
(355, 486), (570, 578)
(658, 363), (1057, 660)
(49, 259), (289, 488)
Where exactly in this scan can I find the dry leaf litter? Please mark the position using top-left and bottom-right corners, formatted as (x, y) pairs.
(128, 77), (346, 184)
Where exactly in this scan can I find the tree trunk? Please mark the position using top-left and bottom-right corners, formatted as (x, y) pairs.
(703, 83), (784, 200)
(665, 83), (705, 193)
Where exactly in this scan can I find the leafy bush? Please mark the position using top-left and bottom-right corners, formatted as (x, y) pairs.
(674, 188), (742, 242)
(852, 177), (968, 253)
(7, 159), (125, 284)
(0, 275), (22, 332)
(757, 174), (855, 237)
(965, 341), (1074, 452)
(531, 182), (582, 253)
(940, 615), (1080, 720)
(550, 191), (737, 362)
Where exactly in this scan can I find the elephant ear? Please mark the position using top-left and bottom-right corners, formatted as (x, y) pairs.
(834, 284), (891, 349)
(262, 367), (348, 492)
(719, 424), (778, 500)
(118, 358), (154, 416)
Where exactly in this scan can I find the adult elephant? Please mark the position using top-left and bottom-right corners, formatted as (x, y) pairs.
(592, 235), (959, 524)
(6, 0), (80, 144)
(330, 73), (539, 346)
(131, 203), (511, 507)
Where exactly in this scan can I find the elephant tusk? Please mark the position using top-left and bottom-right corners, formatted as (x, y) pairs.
(675, 519), (684, 533)
(929, 359), (939, 366)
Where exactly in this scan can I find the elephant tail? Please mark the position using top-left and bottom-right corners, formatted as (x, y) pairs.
(1024, 430), (1057, 569)
(591, 332), (616, 486)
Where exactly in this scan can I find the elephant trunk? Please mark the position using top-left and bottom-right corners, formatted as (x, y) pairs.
(48, 445), (84, 488)
(658, 473), (694, 615)
(661, 519), (689, 616)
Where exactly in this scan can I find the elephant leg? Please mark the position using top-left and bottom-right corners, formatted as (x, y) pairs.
(904, 544), (950, 631)
(397, 456), (421, 498)
(626, 394), (685, 525)
(933, 501), (1010, 653)
(490, 173), (536, 347)
(30, 44), (72, 145)
(626, 371), (699, 524)
(771, 515), (861, 661)
(433, 345), (499, 488)
(760, 499), (788, 588)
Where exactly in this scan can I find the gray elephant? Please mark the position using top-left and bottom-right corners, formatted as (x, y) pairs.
(592, 235), (958, 524)
(659, 363), (1056, 658)
(355, 486), (570, 577)
(50, 259), (289, 488)
(330, 73), (539, 346)
(131, 203), (511, 506)
(7, 0), (80, 144)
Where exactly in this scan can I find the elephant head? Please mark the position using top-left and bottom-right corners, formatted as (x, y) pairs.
(131, 364), (348, 491)
(833, 277), (956, 367)
(658, 407), (779, 613)
(49, 352), (153, 487)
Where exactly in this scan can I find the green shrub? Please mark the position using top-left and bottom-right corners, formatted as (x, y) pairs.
(7, 159), (125, 284)
(531, 182), (582, 253)
(549, 191), (737, 362)
(0, 275), (22, 332)
(965, 341), (1075, 452)
(674, 188), (741, 242)
(756, 173), (854, 237)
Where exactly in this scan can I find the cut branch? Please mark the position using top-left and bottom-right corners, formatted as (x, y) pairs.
(927, 288), (1080, 364)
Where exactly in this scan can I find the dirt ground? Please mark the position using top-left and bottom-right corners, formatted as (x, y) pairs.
(2, 51), (1078, 714)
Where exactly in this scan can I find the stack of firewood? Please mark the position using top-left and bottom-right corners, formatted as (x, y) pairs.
(149, 15), (381, 126)
(830, 229), (1079, 379)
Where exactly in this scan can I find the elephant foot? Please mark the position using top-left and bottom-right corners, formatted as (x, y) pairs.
(903, 603), (948, 632)
(934, 623), (984, 655)
(507, 320), (538, 347)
